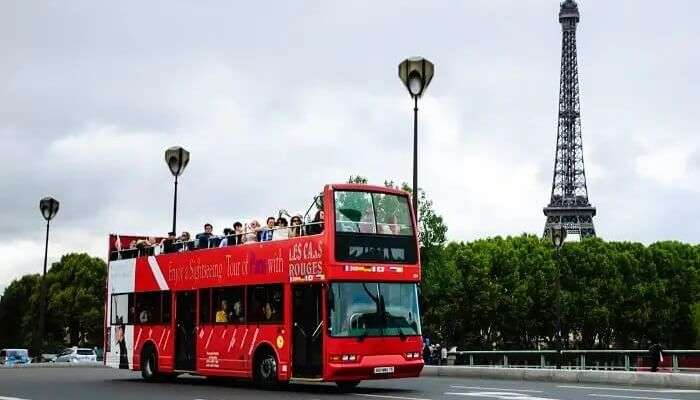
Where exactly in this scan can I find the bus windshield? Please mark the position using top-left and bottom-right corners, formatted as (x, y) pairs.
(334, 191), (413, 236)
(334, 190), (417, 263)
(328, 282), (421, 337)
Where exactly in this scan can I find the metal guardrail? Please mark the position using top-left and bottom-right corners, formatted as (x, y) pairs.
(447, 350), (700, 372)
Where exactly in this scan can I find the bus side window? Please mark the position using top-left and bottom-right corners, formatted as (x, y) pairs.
(247, 285), (283, 324)
(199, 289), (211, 324)
(111, 293), (134, 325)
(135, 292), (162, 324)
(212, 287), (244, 324)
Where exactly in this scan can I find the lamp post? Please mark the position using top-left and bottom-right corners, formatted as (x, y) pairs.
(398, 57), (434, 219)
(164, 146), (190, 235)
(36, 196), (59, 359)
(549, 224), (567, 369)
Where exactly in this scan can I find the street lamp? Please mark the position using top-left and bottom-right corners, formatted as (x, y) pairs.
(549, 224), (567, 369)
(398, 57), (434, 219)
(37, 196), (59, 359)
(164, 146), (190, 235)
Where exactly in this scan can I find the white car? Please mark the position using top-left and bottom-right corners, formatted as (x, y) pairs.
(53, 347), (97, 363)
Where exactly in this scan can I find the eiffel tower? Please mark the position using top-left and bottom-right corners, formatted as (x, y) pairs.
(543, 0), (596, 238)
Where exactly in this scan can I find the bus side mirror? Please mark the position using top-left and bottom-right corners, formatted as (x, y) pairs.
(314, 194), (323, 210)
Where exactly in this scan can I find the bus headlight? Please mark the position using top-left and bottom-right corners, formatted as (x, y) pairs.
(330, 354), (359, 363)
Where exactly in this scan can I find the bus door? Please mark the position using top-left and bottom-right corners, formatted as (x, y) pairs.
(292, 283), (323, 378)
(175, 291), (196, 371)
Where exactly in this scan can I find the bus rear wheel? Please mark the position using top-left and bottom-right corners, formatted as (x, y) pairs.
(253, 349), (278, 388)
(336, 380), (361, 392)
(141, 346), (159, 381)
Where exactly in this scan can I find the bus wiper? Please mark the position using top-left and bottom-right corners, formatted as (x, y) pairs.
(357, 327), (368, 342)
(397, 326), (407, 341)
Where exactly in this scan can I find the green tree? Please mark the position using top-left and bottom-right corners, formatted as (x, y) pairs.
(0, 274), (40, 349)
(43, 253), (107, 346)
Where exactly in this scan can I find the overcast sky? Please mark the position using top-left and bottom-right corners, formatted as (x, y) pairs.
(1, 0), (698, 292)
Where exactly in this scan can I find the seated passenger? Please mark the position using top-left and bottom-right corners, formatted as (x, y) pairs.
(196, 223), (213, 238)
(196, 223), (214, 248)
(263, 302), (276, 321)
(161, 232), (178, 253)
(215, 300), (229, 323)
(289, 215), (304, 238)
(388, 214), (401, 234)
(232, 222), (244, 245)
(139, 308), (150, 323)
(244, 220), (260, 243)
(257, 217), (275, 242)
(272, 217), (289, 240)
(306, 210), (324, 235)
(359, 207), (375, 233)
(231, 301), (243, 322)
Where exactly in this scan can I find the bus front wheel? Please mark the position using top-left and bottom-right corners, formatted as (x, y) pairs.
(336, 381), (361, 392)
(254, 349), (278, 388)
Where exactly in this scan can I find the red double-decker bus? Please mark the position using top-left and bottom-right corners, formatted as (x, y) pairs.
(104, 183), (423, 389)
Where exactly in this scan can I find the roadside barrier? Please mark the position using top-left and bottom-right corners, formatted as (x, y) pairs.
(445, 349), (700, 373)
(422, 365), (700, 389)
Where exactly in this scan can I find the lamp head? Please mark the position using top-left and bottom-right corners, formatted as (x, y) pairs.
(398, 57), (434, 98)
(39, 196), (60, 221)
(164, 146), (190, 177)
(549, 225), (567, 249)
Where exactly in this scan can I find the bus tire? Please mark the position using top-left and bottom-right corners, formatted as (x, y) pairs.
(336, 380), (361, 392)
(140, 344), (159, 381)
(253, 347), (278, 388)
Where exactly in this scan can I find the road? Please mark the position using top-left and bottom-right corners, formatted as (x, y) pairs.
(0, 368), (698, 400)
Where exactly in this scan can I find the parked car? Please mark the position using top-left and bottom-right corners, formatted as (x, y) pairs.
(52, 347), (97, 363)
(0, 349), (31, 366)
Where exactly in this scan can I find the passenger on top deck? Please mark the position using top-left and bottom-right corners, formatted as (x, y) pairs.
(272, 217), (289, 240)
(306, 210), (324, 235)
(258, 217), (275, 242)
(289, 215), (304, 238)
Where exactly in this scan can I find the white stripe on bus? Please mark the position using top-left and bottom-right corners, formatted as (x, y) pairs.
(248, 328), (259, 355)
(240, 328), (248, 349)
(205, 330), (213, 349)
(158, 330), (166, 348)
(147, 256), (169, 290)
(228, 328), (237, 352)
(135, 327), (142, 348)
(162, 329), (170, 351)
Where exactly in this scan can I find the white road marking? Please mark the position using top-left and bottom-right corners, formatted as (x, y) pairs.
(0, 396), (32, 400)
(558, 386), (700, 394)
(445, 392), (557, 400)
(589, 394), (683, 400)
(450, 386), (544, 393)
(352, 394), (433, 400)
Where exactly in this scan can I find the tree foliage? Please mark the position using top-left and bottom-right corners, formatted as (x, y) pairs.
(421, 236), (700, 350)
(0, 274), (40, 349)
(0, 253), (106, 351)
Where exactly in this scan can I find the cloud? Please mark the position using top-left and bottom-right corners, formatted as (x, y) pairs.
(1, 0), (699, 291)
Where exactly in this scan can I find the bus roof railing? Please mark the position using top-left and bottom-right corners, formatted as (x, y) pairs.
(109, 221), (324, 261)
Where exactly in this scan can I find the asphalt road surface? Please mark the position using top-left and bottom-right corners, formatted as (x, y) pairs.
(0, 368), (698, 400)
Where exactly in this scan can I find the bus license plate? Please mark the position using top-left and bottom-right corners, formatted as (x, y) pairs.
(374, 366), (394, 374)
